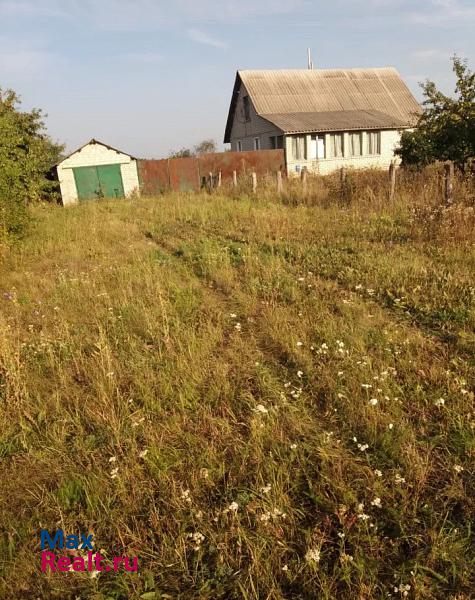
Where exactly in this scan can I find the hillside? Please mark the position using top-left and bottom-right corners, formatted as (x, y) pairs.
(0, 192), (474, 599)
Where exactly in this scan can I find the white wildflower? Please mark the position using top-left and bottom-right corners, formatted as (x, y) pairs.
(139, 449), (148, 459)
(234, 322), (242, 331)
(290, 443), (298, 450)
(454, 465), (464, 474)
(371, 497), (382, 508)
(282, 564), (289, 571)
(434, 397), (445, 407)
(110, 467), (119, 479)
(297, 370), (303, 378)
(296, 341), (303, 347)
(394, 473), (406, 485)
(254, 404), (269, 414)
(181, 489), (192, 503)
(108, 456), (117, 463)
(228, 501), (239, 512)
(374, 469), (383, 477)
(369, 398), (378, 406)
(305, 548), (321, 563)
(230, 313), (237, 318)
(261, 484), (272, 494)
(388, 423), (394, 430)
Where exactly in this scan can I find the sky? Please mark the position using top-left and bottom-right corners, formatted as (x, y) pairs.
(0, 0), (473, 157)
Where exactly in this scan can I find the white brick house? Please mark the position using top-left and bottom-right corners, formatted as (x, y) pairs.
(56, 139), (140, 206)
(224, 68), (421, 175)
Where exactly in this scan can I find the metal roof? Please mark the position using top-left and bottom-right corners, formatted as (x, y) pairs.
(224, 68), (421, 142)
(262, 109), (408, 134)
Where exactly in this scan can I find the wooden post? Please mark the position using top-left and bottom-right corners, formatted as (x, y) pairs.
(301, 168), (308, 193)
(208, 172), (213, 192)
(252, 172), (257, 194)
(340, 167), (347, 201)
(388, 160), (396, 202)
(444, 161), (454, 205)
(277, 170), (283, 194)
(217, 171), (222, 188)
(232, 170), (238, 188)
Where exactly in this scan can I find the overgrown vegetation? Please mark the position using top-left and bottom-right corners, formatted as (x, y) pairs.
(0, 179), (473, 599)
(396, 57), (475, 171)
(0, 88), (63, 240)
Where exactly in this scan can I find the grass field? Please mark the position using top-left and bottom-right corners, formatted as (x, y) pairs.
(0, 190), (474, 599)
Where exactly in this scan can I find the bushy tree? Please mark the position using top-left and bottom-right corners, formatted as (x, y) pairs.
(396, 56), (475, 171)
(168, 147), (193, 159)
(0, 88), (64, 239)
(193, 138), (216, 155)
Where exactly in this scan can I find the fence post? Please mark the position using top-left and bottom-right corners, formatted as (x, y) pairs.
(444, 161), (454, 205)
(217, 171), (222, 188)
(301, 168), (308, 193)
(277, 170), (283, 194)
(340, 167), (347, 201)
(232, 170), (237, 188)
(252, 172), (257, 194)
(388, 160), (396, 202)
(208, 172), (213, 193)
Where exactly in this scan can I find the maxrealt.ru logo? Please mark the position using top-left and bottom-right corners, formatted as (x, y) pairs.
(40, 530), (138, 574)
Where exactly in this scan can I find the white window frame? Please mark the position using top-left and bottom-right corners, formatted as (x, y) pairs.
(348, 132), (363, 157)
(292, 136), (306, 160)
(366, 131), (381, 155)
(254, 137), (260, 151)
(328, 133), (344, 158)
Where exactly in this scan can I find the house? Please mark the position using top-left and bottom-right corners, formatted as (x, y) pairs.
(224, 68), (421, 175)
(56, 139), (140, 205)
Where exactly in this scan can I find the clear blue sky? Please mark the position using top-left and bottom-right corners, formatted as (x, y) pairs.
(1, 0), (473, 157)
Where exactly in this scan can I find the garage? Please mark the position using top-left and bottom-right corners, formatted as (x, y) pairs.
(56, 139), (140, 205)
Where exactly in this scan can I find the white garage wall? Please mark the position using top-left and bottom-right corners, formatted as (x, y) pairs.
(56, 142), (140, 206)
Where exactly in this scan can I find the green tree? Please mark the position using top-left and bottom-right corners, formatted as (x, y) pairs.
(168, 147), (193, 159)
(0, 88), (64, 239)
(396, 56), (475, 171)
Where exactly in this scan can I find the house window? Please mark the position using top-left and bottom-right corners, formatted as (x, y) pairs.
(243, 96), (251, 122)
(254, 137), (260, 151)
(328, 133), (344, 158)
(310, 136), (325, 159)
(270, 135), (284, 150)
(367, 131), (381, 155)
(292, 136), (306, 160)
(348, 132), (362, 156)
(237, 140), (243, 152)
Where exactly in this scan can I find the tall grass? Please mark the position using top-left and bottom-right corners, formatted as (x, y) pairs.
(0, 176), (474, 599)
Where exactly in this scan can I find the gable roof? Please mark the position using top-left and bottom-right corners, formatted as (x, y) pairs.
(224, 68), (421, 142)
(56, 138), (136, 166)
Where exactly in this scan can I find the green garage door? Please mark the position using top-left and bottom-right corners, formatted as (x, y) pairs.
(73, 164), (125, 200)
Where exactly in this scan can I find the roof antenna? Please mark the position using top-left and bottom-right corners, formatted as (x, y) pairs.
(307, 48), (314, 70)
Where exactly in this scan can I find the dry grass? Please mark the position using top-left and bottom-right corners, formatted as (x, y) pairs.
(0, 181), (474, 599)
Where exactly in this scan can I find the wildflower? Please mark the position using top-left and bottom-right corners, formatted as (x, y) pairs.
(228, 501), (239, 512)
(261, 484), (271, 494)
(290, 443), (298, 450)
(188, 531), (205, 551)
(388, 423), (394, 430)
(297, 370), (303, 378)
(454, 465), (464, 474)
(371, 497), (382, 508)
(254, 404), (269, 414)
(106, 372), (114, 378)
(230, 313), (237, 318)
(434, 397), (445, 407)
(260, 512), (271, 522)
(394, 473), (406, 485)
(361, 383), (372, 389)
(181, 489), (192, 503)
(139, 449), (148, 459)
(200, 468), (209, 479)
(340, 553), (353, 563)
(282, 564), (289, 571)
(374, 469), (383, 477)
(296, 341), (303, 347)
(108, 456), (117, 463)
(305, 548), (321, 563)
(357, 443), (369, 451)
(234, 322), (242, 331)
(110, 467), (119, 479)
(338, 371), (344, 377)
(298, 277), (305, 282)
(394, 583), (411, 597)
(337, 532), (345, 539)
(369, 398), (378, 406)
